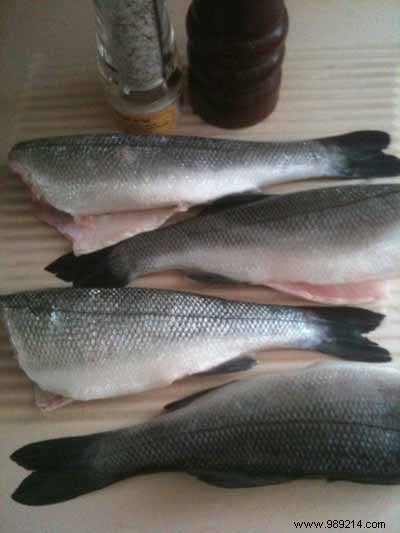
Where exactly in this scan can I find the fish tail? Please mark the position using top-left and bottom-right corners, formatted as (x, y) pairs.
(45, 245), (131, 287)
(306, 306), (390, 363)
(11, 429), (143, 506)
(11, 469), (111, 507)
(322, 130), (400, 178)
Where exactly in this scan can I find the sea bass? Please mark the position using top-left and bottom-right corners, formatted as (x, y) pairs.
(9, 131), (400, 254)
(48, 184), (400, 304)
(11, 362), (400, 506)
(0, 288), (389, 410)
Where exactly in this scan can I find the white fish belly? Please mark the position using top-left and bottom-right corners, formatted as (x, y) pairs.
(181, 234), (400, 287)
(16, 333), (309, 401)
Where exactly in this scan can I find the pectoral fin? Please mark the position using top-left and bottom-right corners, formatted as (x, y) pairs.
(195, 356), (257, 376)
(186, 272), (237, 285)
(189, 470), (289, 488)
(163, 381), (238, 413)
(200, 192), (270, 216)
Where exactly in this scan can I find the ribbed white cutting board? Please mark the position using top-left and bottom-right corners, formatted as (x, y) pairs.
(1, 6), (400, 533)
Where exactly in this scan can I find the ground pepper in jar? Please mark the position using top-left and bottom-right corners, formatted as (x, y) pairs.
(94, 0), (182, 134)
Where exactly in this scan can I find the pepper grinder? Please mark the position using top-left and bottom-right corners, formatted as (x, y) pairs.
(93, 0), (182, 134)
(187, 0), (289, 129)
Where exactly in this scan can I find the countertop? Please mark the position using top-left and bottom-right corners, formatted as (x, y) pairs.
(1, 1), (400, 532)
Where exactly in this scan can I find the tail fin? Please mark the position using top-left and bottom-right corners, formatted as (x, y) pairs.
(12, 469), (110, 507)
(322, 131), (400, 178)
(305, 306), (390, 363)
(45, 245), (130, 287)
(11, 433), (99, 471)
(11, 430), (134, 506)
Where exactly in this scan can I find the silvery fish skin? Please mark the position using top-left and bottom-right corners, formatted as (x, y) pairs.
(0, 288), (388, 404)
(11, 363), (400, 506)
(8, 131), (400, 216)
(48, 184), (400, 303)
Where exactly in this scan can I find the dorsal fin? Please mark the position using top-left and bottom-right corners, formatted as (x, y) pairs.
(186, 272), (236, 285)
(194, 356), (257, 376)
(190, 470), (289, 488)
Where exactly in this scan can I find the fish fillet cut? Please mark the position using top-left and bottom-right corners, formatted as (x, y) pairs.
(34, 201), (184, 255)
(267, 280), (390, 304)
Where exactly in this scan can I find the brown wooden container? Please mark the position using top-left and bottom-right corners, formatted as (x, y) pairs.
(189, 67), (282, 129)
(187, 0), (288, 128)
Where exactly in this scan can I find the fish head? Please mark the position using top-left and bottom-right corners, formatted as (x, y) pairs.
(8, 158), (31, 182)
(0, 292), (50, 362)
(8, 141), (55, 201)
(8, 143), (36, 189)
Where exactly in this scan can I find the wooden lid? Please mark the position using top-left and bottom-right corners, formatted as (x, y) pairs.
(191, 0), (286, 39)
(187, 5), (289, 51)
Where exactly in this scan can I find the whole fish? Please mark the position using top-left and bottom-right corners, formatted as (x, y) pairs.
(0, 288), (388, 410)
(9, 131), (400, 215)
(9, 131), (400, 254)
(11, 362), (400, 506)
(48, 184), (400, 304)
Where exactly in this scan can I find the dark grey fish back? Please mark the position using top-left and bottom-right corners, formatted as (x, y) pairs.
(159, 184), (400, 252)
(207, 185), (400, 225)
(13, 133), (293, 151)
(0, 287), (278, 318)
(166, 364), (400, 433)
(139, 364), (400, 483)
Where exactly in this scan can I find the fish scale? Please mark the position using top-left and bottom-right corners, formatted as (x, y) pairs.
(0, 287), (390, 404)
(76, 183), (400, 290)
(10, 131), (400, 255)
(10, 130), (400, 217)
(79, 364), (400, 484)
(12, 363), (400, 505)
